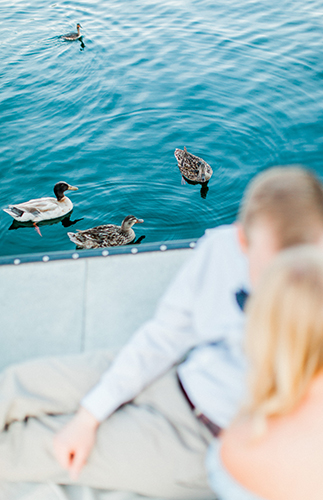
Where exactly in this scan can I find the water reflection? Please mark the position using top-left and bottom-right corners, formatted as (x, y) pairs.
(183, 176), (210, 200)
(132, 235), (145, 245)
(62, 36), (85, 51)
(8, 213), (84, 232)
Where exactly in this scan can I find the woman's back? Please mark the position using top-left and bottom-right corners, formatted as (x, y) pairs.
(221, 353), (323, 500)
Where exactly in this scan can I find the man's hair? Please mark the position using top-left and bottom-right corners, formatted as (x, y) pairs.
(245, 246), (323, 434)
(239, 167), (323, 248)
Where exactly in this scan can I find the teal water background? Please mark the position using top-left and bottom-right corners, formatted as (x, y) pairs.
(1, 0), (323, 257)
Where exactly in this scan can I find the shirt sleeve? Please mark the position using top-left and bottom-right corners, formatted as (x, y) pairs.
(81, 232), (215, 422)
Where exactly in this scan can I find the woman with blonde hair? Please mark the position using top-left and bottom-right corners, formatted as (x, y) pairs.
(208, 245), (323, 500)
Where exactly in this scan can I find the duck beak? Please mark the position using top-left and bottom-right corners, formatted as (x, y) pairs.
(201, 175), (206, 183)
(68, 185), (78, 191)
(136, 219), (144, 223)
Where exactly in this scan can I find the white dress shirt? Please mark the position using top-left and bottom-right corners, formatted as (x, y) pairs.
(81, 224), (250, 428)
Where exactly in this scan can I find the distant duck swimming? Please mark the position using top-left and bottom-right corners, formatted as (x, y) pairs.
(174, 147), (213, 184)
(68, 215), (144, 249)
(3, 181), (78, 236)
(61, 23), (82, 41)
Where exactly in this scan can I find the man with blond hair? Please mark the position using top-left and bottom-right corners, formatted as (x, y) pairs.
(1, 167), (323, 499)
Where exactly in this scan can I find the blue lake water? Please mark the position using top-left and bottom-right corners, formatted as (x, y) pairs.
(1, 0), (323, 257)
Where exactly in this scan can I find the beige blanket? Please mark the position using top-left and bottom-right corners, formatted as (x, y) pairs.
(0, 483), (161, 500)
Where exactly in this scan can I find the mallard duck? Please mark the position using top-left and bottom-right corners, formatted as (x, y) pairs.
(61, 23), (82, 41)
(174, 147), (213, 184)
(3, 181), (78, 236)
(68, 215), (144, 249)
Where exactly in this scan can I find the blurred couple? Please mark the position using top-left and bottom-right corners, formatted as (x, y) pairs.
(1, 166), (323, 500)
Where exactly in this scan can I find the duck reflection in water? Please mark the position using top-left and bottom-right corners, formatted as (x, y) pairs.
(183, 176), (210, 199)
(132, 235), (146, 245)
(174, 147), (213, 199)
(8, 213), (84, 235)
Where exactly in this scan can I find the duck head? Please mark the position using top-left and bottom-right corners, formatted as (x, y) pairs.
(121, 215), (144, 232)
(196, 162), (208, 183)
(54, 182), (78, 201)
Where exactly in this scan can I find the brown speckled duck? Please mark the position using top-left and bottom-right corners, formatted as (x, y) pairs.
(67, 215), (144, 249)
(61, 24), (82, 41)
(174, 147), (213, 184)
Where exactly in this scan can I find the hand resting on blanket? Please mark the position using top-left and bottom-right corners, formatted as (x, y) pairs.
(53, 407), (100, 479)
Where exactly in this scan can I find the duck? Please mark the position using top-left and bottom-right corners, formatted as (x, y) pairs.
(174, 147), (213, 184)
(3, 181), (78, 236)
(67, 215), (144, 249)
(61, 23), (82, 41)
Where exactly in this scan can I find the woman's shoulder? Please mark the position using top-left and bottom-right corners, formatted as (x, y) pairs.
(220, 373), (323, 500)
(207, 438), (265, 500)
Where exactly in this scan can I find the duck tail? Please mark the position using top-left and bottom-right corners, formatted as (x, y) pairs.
(3, 207), (24, 218)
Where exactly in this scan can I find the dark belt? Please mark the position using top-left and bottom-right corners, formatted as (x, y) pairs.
(178, 376), (222, 438)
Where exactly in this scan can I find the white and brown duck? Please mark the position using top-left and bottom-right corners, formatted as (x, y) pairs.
(67, 215), (144, 249)
(3, 181), (78, 236)
(174, 146), (213, 184)
(61, 23), (82, 41)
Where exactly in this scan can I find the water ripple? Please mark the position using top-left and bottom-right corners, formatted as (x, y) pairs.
(1, 0), (323, 256)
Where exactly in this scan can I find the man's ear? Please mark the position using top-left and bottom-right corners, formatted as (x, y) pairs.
(235, 222), (248, 254)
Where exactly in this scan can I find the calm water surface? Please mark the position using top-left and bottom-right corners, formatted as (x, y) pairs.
(1, 0), (323, 256)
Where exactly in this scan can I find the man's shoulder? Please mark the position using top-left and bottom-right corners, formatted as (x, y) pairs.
(204, 223), (237, 239)
(194, 224), (247, 278)
(197, 224), (239, 252)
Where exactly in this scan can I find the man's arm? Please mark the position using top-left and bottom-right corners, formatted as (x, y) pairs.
(53, 231), (218, 477)
(53, 407), (99, 480)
